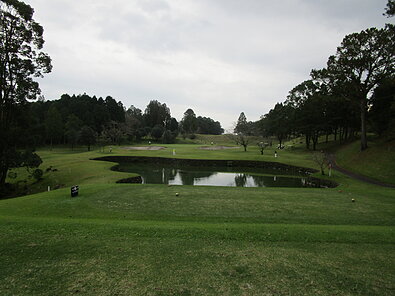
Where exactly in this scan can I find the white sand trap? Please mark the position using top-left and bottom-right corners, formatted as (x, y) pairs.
(199, 146), (240, 150)
(122, 146), (166, 151)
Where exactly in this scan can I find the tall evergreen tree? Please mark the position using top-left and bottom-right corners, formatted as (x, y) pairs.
(180, 109), (197, 135)
(79, 126), (96, 151)
(143, 100), (171, 128)
(45, 105), (63, 150)
(65, 114), (83, 150)
(234, 112), (248, 134)
(0, 0), (52, 187)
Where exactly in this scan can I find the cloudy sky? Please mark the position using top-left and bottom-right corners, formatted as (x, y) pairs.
(27, 0), (392, 131)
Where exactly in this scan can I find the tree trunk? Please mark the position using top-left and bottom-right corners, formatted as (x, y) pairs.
(0, 166), (8, 186)
(305, 134), (310, 150)
(312, 132), (318, 151)
(360, 97), (368, 151)
(339, 128), (343, 142)
(278, 136), (282, 147)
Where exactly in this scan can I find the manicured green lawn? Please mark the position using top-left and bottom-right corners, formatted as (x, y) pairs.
(1, 141), (394, 295)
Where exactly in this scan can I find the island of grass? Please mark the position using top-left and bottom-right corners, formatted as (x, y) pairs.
(1, 138), (394, 295)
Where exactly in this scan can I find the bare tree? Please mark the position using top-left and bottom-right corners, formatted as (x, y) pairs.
(311, 151), (328, 175)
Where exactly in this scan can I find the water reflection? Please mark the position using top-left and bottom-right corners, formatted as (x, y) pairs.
(235, 173), (247, 187)
(115, 163), (318, 188)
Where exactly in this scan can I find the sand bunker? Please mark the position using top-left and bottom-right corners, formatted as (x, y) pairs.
(122, 146), (166, 151)
(199, 146), (240, 150)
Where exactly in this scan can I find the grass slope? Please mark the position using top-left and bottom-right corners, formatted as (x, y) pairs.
(335, 139), (395, 185)
(1, 141), (394, 295)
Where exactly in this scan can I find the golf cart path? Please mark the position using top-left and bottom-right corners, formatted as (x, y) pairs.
(327, 154), (395, 188)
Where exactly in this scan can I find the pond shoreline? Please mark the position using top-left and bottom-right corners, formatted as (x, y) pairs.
(93, 156), (317, 173)
(93, 156), (338, 188)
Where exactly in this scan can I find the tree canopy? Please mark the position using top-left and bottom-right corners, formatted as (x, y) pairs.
(0, 0), (52, 187)
(143, 100), (171, 128)
(311, 24), (395, 150)
(260, 103), (294, 147)
(385, 0), (395, 17)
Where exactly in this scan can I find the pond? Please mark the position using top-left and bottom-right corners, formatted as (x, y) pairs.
(113, 162), (329, 188)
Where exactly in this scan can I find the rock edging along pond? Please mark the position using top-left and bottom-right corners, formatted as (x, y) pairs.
(93, 156), (338, 188)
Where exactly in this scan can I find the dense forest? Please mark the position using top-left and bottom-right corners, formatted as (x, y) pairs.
(23, 94), (224, 149)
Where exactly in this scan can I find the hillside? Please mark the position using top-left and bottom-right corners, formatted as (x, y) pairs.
(335, 138), (395, 185)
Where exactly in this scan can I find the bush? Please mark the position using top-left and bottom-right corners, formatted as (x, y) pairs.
(32, 169), (43, 181)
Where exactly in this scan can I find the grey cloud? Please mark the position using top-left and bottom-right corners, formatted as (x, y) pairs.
(137, 0), (170, 13)
(26, 0), (393, 129)
(96, 7), (206, 53)
(204, 0), (387, 24)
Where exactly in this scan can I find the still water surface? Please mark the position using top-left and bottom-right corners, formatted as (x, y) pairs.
(115, 163), (316, 188)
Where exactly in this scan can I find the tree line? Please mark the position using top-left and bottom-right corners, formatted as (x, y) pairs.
(27, 94), (224, 150)
(234, 21), (394, 151)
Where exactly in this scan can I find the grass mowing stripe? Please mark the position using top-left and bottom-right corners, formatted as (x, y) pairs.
(1, 215), (394, 244)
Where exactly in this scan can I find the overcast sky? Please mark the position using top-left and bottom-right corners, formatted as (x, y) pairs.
(27, 0), (392, 131)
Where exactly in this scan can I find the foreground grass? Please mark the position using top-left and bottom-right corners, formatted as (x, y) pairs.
(1, 140), (394, 295)
(1, 218), (393, 296)
(1, 183), (394, 295)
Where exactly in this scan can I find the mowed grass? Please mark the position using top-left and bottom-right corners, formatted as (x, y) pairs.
(1, 140), (395, 295)
(8, 142), (319, 195)
(336, 138), (395, 185)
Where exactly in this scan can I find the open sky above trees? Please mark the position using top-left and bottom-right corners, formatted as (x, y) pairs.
(26, 0), (393, 131)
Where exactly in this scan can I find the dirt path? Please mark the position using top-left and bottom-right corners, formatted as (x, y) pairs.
(327, 154), (395, 188)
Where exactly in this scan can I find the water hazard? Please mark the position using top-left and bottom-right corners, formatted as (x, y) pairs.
(114, 163), (325, 188)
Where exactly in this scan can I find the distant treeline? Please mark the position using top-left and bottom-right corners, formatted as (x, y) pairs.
(24, 94), (224, 149)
